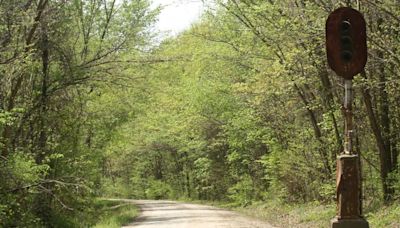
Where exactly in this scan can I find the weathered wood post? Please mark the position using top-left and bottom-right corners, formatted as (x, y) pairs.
(326, 7), (369, 228)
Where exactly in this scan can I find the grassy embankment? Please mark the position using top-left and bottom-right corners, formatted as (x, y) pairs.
(90, 199), (139, 228)
(189, 200), (400, 227)
(238, 201), (400, 227)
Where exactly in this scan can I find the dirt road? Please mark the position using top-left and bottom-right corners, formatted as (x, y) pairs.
(122, 200), (275, 228)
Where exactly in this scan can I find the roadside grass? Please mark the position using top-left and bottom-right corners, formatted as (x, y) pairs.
(181, 198), (400, 228)
(91, 199), (139, 228)
(232, 200), (334, 228)
(366, 203), (400, 228)
(179, 199), (334, 227)
(235, 200), (400, 228)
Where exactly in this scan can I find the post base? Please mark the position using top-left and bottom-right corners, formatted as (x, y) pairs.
(331, 217), (369, 228)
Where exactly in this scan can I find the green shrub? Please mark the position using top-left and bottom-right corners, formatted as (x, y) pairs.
(228, 176), (254, 206)
(0, 152), (49, 227)
(145, 180), (172, 199)
(92, 200), (139, 228)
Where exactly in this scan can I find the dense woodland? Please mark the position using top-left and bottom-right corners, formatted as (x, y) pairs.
(0, 0), (399, 227)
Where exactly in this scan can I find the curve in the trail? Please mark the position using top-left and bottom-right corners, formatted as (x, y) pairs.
(122, 200), (276, 228)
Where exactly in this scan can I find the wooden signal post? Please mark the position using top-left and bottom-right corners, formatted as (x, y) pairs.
(326, 7), (369, 228)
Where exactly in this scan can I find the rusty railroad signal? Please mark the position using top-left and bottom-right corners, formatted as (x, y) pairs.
(326, 7), (369, 228)
(326, 7), (367, 79)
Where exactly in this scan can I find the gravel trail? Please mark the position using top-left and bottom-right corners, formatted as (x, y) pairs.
(121, 200), (276, 228)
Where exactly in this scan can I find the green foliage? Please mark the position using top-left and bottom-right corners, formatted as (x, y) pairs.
(96, 0), (400, 214)
(145, 180), (173, 200)
(9, 152), (49, 183)
(1, 0), (400, 226)
(0, 109), (23, 126)
(0, 0), (157, 226)
(0, 152), (49, 227)
(227, 176), (254, 206)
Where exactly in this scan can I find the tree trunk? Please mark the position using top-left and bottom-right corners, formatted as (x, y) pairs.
(295, 84), (332, 175)
(360, 71), (393, 202)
